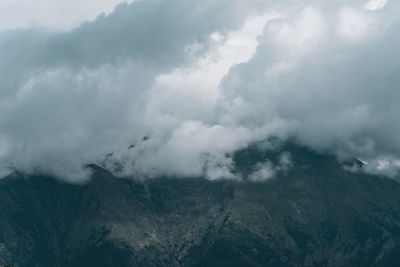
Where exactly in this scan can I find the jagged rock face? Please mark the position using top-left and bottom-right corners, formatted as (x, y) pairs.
(1, 146), (400, 266)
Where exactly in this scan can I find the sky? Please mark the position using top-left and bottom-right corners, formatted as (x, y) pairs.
(0, 0), (133, 32)
(0, 0), (399, 182)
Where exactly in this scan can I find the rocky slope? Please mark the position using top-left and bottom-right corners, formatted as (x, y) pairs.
(1, 145), (400, 266)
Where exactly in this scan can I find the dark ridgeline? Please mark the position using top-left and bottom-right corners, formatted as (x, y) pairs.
(1, 145), (400, 266)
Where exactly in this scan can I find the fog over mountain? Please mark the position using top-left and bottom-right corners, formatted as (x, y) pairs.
(0, 0), (400, 182)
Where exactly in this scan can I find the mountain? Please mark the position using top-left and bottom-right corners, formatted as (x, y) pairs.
(1, 145), (400, 266)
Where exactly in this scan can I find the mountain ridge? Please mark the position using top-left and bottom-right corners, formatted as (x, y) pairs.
(1, 145), (400, 266)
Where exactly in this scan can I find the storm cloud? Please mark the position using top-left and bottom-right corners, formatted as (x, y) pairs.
(0, 0), (399, 182)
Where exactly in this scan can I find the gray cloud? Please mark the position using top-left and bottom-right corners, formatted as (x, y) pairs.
(0, 0), (400, 181)
(0, 0), (130, 32)
(220, 1), (400, 173)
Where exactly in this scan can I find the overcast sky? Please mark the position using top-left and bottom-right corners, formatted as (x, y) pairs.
(0, 0), (133, 32)
(0, 0), (399, 182)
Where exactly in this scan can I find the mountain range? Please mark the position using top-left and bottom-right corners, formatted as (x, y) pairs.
(1, 144), (400, 266)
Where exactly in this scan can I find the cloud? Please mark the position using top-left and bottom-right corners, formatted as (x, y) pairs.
(0, 0), (400, 182)
(220, 0), (400, 175)
(364, 0), (388, 10)
(248, 152), (292, 182)
(0, 0), (133, 32)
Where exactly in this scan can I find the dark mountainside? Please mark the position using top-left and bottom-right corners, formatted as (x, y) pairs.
(1, 145), (400, 266)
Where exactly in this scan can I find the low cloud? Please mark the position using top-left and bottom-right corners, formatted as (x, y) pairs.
(0, 0), (400, 182)
(248, 152), (292, 182)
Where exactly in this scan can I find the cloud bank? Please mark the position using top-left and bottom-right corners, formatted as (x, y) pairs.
(0, 0), (400, 182)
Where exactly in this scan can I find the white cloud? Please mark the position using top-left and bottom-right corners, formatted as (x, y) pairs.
(364, 0), (388, 11)
(248, 161), (276, 182)
(248, 152), (292, 182)
(0, 0), (400, 182)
